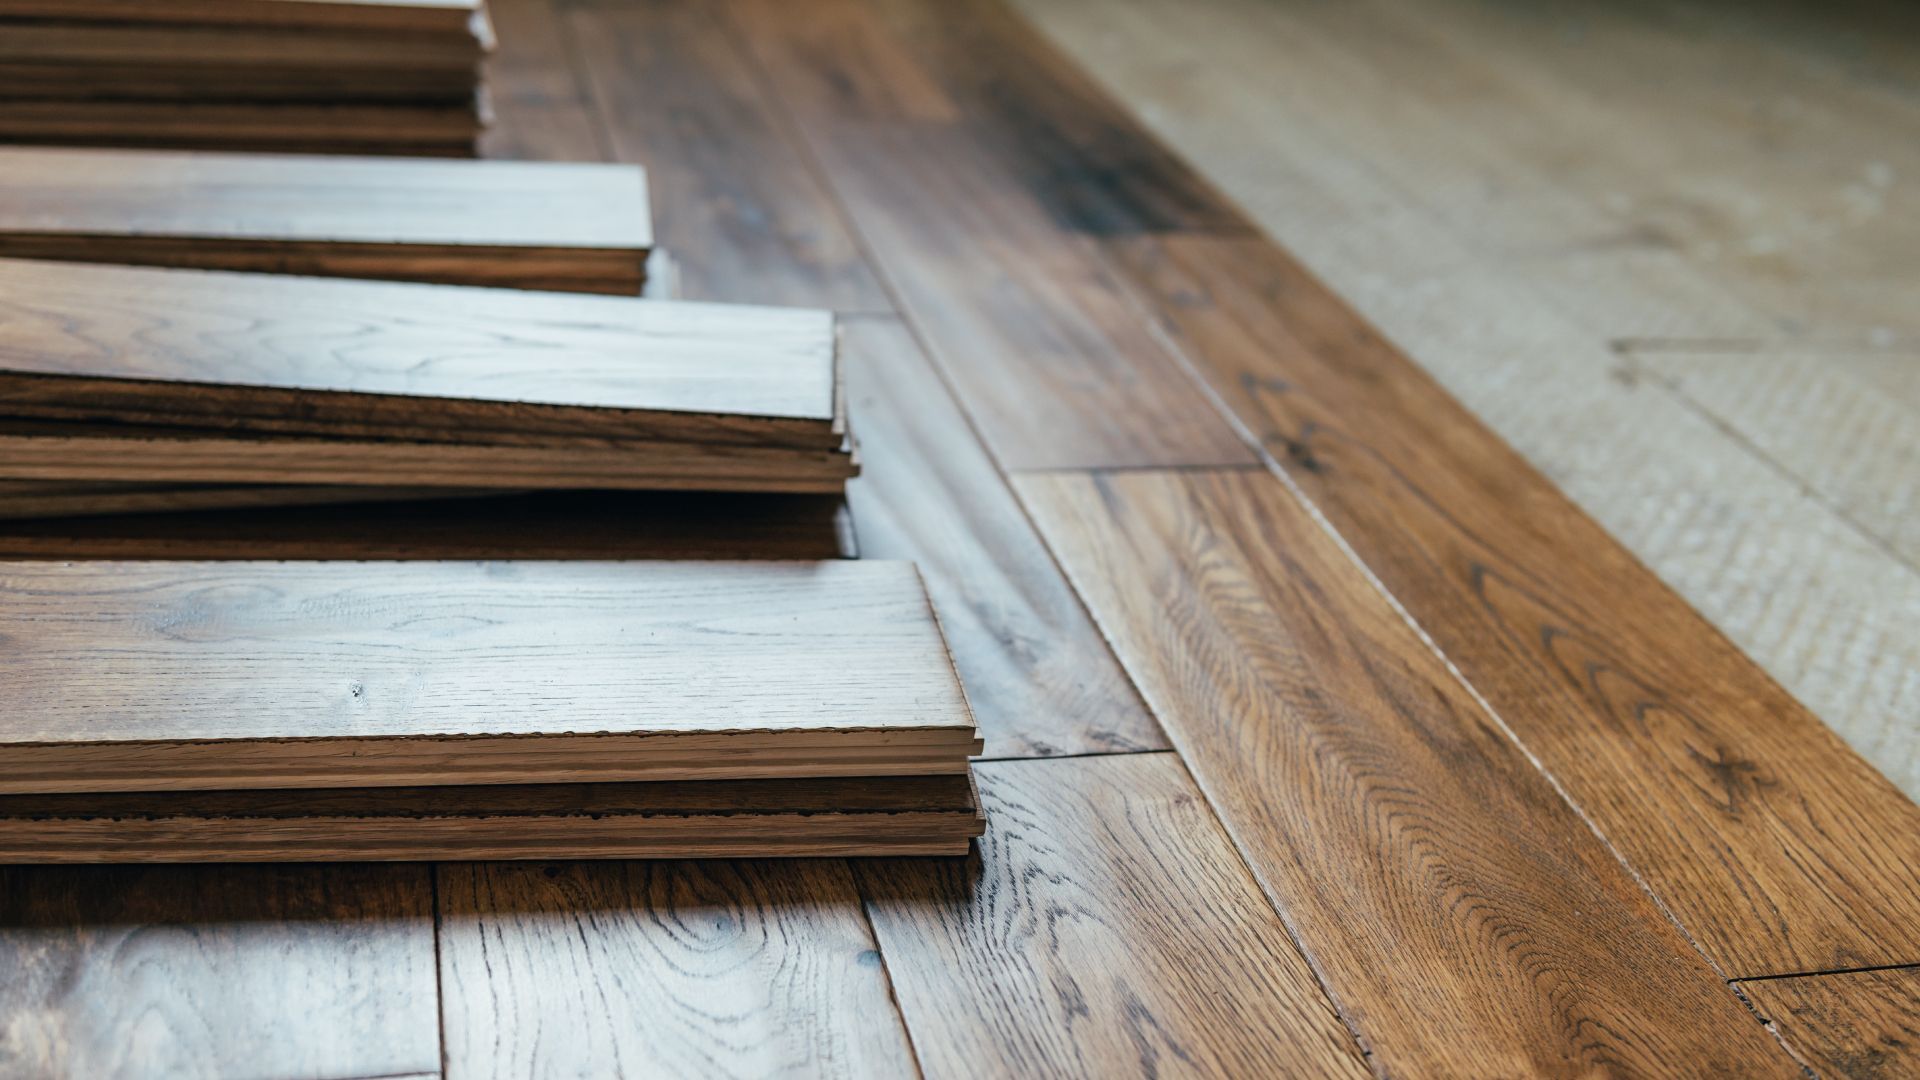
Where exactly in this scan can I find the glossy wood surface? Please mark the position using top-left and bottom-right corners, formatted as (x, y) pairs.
(1741, 968), (1920, 1079)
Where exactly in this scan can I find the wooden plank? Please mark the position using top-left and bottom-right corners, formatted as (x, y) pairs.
(0, 147), (650, 292)
(0, 100), (485, 156)
(858, 753), (1371, 1078)
(0, 22), (485, 72)
(0, 774), (985, 862)
(0, 64), (477, 105)
(480, 0), (604, 162)
(841, 316), (1162, 757)
(0, 490), (854, 560)
(1108, 233), (1920, 976)
(1016, 468), (1800, 1075)
(0, 480), (513, 521)
(0, 560), (977, 793)
(1741, 967), (1920, 1078)
(0, 863), (436, 1077)
(566, 0), (890, 311)
(0, 0), (481, 34)
(0, 260), (839, 450)
(440, 858), (919, 1078)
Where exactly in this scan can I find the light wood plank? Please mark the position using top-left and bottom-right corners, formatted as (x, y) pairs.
(0, 560), (976, 792)
(1016, 468), (1800, 1075)
(858, 753), (1370, 1079)
(439, 858), (918, 1079)
(1741, 967), (1920, 1079)
(0, 864), (436, 1078)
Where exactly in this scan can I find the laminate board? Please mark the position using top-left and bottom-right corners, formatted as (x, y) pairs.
(0, 100), (485, 152)
(0, 774), (986, 862)
(0, 480), (508, 520)
(0, 22), (485, 72)
(0, 560), (978, 793)
(0, 260), (840, 450)
(566, 0), (890, 310)
(480, 0), (604, 162)
(439, 859), (917, 1078)
(0, 63), (479, 105)
(0, 490), (855, 561)
(1108, 232), (1920, 976)
(0, 0), (481, 34)
(0, 147), (650, 292)
(1741, 967), (1920, 1078)
(0, 863), (436, 1078)
(857, 753), (1370, 1079)
(1016, 469), (1799, 1076)
(841, 316), (1162, 757)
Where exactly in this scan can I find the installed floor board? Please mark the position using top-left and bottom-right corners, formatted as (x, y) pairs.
(1107, 233), (1920, 978)
(841, 316), (1162, 758)
(0, 864), (437, 1078)
(438, 858), (918, 1079)
(480, 0), (603, 162)
(566, 0), (889, 312)
(858, 754), (1370, 1079)
(1017, 469), (1799, 1075)
(1740, 967), (1920, 1079)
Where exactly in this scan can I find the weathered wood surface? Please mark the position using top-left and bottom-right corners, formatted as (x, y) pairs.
(1741, 967), (1920, 1079)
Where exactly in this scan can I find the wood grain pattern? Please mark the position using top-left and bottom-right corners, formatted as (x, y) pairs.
(0, 0), (481, 34)
(440, 858), (919, 1078)
(0, 480), (506, 520)
(0, 99), (485, 156)
(0, 863), (436, 1078)
(0, 259), (839, 449)
(0, 22), (484, 72)
(1016, 468), (1799, 1075)
(481, 0), (604, 162)
(1108, 233), (1920, 977)
(0, 774), (985, 862)
(568, 0), (890, 311)
(0, 560), (976, 792)
(0, 147), (650, 292)
(858, 753), (1370, 1079)
(1741, 967), (1920, 1079)
(841, 316), (1162, 757)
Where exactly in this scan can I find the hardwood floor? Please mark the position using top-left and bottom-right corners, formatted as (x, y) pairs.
(1, 0), (1911, 1075)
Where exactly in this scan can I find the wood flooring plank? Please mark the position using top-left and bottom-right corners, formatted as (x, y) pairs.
(1107, 232), (1920, 977)
(439, 858), (918, 1079)
(0, 147), (649, 292)
(0, 864), (437, 1078)
(0, 560), (975, 793)
(480, 0), (603, 162)
(1741, 967), (1920, 1079)
(566, 0), (889, 311)
(0, 0), (481, 34)
(841, 316), (1162, 757)
(1016, 468), (1799, 1076)
(857, 753), (1370, 1080)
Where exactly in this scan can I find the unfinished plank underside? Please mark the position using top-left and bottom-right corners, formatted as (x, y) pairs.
(0, 147), (650, 291)
(0, 560), (978, 793)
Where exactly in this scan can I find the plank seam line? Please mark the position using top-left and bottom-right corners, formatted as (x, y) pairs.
(1733, 960), (1920, 985)
(1008, 462), (1270, 477)
(852, 873), (931, 1080)
(973, 748), (1179, 765)
(430, 862), (449, 1079)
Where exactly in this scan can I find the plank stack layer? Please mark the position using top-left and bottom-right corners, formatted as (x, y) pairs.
(0, 560), (985, 860)
(0, 258), (856, 504)
(0, 147), (654, 293)
(0, 0), (494, 154)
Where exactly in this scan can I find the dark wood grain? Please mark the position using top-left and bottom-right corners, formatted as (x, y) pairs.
(858, 753), (1370, 1079)
(842, 316), (1162, 757)
(567, 0), (890, 311)
(1741, 967), (1920, 1078)
(0, 864), (436, 1077)
(1109, 232), (1920, 976)
(481, 0), (603, 162)
(1016, 468), (1799, 1076)
(0, 0), (482, 34)
(439, 858), (919, 1078)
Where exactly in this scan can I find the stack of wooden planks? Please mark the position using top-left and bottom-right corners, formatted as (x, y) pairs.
(0, 0), (493, 155)
(0, 560), (986, 860)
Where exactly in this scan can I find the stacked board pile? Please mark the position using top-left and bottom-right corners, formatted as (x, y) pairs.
(0, 0), (493, 155)
(0, 560), (986, 860)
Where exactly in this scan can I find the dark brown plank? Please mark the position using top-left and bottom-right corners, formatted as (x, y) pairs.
(1742, 967), (1920, 1078)
(438, 858), (918, 1077)
(1016, 468), (1799, 1075)
(842, 316), (1162, 757)
(0, 0), (482, 34)
(858, 753), (1370, 1079)
(0, 864), (436, 1077)
(481, 0), (604, 161)
(567, 0), (890, 311)
(1110, 232), (1920, 976)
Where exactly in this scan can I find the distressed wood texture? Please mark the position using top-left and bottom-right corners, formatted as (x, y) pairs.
(0, 864), (436, 1078)
(1108, 234), (1920, 977)
(0, 560), (976, 793)
(1017, 468), (1798, 1076)
(567, 0), (889, 310)
(858, 753), (1370, 1079)
(841, 316), (1161, 757)
(1741, 967), (1920, 1079)
(439, 858), (919, 1078)
(0, 260), (840, 449)
(0, 147), (650, 292)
